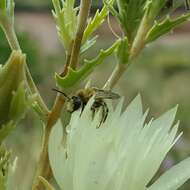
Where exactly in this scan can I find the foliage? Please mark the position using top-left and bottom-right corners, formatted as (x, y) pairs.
(0, 0), (190, 190)
(55, 40), (119, 88)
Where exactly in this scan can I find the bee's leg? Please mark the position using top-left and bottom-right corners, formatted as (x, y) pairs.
(101, 101), (109, 124)
(91, 100), (109, 126)
(91, 101), (98, 119)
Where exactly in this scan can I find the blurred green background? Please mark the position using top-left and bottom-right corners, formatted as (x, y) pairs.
(1, 1), (190, 189)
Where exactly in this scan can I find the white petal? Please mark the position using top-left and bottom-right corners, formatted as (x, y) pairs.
(148, 157), (190, 190)
(48, 120), (67, 190)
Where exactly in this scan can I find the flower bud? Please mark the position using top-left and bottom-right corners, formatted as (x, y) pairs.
(0, 50), (27, 126)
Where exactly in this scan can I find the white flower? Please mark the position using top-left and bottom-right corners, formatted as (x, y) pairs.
(49, 95), (190, 190)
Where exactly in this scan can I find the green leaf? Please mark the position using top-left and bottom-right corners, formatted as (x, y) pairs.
(145, 0), (166, 21)
(0, 51), (26, 126)
(83, 0), (114, 43)
(55, 40), (120, 88)
(103, 0), (121, 19)
(117, 0), (147, 41)
(52, 0), (77, 49)
(117, 37), (129, 64)
(9, 82), (29, 123)
(146, 13), (190, 43)
(80, 35), (98, 54)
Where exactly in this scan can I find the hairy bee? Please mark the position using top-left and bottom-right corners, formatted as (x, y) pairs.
(53, 87), (120, 124)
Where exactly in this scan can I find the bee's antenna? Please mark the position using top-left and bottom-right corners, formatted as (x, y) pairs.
(52, 88), (71, 100)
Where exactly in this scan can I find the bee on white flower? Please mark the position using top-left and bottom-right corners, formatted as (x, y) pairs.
(49, 95), (190, 190)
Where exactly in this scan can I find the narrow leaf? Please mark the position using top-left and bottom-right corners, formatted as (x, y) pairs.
(146, 13), (190, 43)
(55, 40), (120, 88)
(80, 35), (98, 54)
(83, 0), (114, 42)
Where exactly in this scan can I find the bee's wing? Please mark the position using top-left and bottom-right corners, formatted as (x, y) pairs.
(94, 89), (120, 100)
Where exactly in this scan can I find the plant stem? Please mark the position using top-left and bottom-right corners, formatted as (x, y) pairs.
(69, 0), (92, 69)
(104, 63), (127, 89)
(3, 22), (20, 50)
(104, 13), (151, 90)
(32, 1), (92, 189)
(129, 14), (150, 60)
(2, 22), (50, 116)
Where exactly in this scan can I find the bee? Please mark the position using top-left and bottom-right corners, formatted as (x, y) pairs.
(53, 87), (120, 125)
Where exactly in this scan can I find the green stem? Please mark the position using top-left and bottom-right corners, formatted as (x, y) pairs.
(3, 22), (20, 50)
(129, 13), (151, 60)
(69, 0), (92, 69)
(32, 1), (92, 189)
(103, 63), (127, 90)
(104, 13), (151, 90)
(2, 22), (49, 116)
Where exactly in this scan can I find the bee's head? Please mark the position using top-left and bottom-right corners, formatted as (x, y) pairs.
(67, 96), (82, 113)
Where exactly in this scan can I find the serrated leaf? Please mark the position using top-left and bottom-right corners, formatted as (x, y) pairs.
(80, 35), (98, 54)
(146, 13), (190, 43)
(83, 0), (114, 43)
(117, 0), (147, 41)
(52, 0), (77, 49)
(55, 40), (120, 88)
(103, 0), (120, 19)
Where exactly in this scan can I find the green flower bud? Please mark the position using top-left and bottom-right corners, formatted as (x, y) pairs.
(0, 50), (27, 126)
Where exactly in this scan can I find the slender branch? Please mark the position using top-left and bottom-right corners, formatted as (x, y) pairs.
(2, 22), (20, 50)
(61, 40), (74, 76)
(104, 13), (151, 90)
(103, 63), (127, 89)
(32, 2), (92, 189)
(69, 0), (92, 69)
(129, 14), (150, 60)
